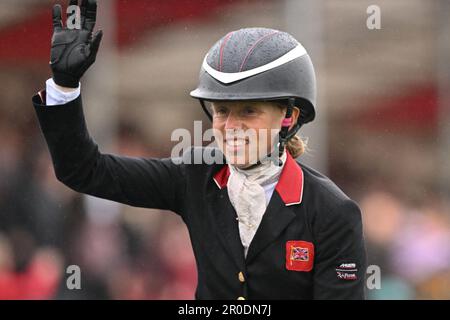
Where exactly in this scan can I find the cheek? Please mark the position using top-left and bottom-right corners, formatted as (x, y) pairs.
(263, 117), (283, 147)
(212, 120), (222, 131)
(257, 116), (283, 139)
(259, 112), (284, 129)
(212, 122), (225, 142)
(273, 114), (285, 128)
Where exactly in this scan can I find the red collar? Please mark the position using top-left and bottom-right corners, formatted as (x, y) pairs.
(213, 152), (304, 206)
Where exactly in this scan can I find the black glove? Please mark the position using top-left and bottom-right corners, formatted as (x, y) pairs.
(50, 0), (103, 88)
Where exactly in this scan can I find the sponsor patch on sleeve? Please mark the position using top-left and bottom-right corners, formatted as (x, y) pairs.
(335, 263), (358, 280)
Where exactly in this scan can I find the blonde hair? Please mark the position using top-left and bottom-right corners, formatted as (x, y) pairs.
(286, 134), (308, 158)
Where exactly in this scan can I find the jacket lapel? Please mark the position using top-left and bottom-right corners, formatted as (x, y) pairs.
(206, 185), (246, 270)
(245, 192), (296, 264)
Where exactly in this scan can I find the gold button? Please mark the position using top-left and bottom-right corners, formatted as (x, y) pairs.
(238, 272), (245, 283)
(237, 296), (246, 300)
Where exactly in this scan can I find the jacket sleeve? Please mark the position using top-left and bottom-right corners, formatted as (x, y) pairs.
(32, 93), (186, 215)
(313, 199), (367, 299)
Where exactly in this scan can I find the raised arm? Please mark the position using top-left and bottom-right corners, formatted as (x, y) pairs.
(32, 1), (187, 215)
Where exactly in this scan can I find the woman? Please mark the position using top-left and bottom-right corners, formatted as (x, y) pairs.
(33, 0), (366, 299)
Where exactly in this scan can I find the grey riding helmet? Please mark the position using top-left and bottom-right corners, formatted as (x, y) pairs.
(190, 27), (317, 157)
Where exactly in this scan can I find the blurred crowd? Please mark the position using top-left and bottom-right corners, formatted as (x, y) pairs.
(359, 188), (450, 299)
(0, 108), (197, 299)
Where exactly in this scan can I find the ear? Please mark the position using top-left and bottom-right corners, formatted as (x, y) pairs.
(290, 106), (300, 131)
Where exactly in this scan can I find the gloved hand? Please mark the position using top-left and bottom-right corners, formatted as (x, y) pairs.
(50, 0), (103, 88)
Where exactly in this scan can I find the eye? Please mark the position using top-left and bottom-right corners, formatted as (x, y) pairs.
(214, 106), (229, 117)
(242, 106), (257, 116)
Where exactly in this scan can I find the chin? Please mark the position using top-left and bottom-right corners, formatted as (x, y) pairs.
(225, 155), (248, 167)
(218, 143), (261, 167)
(231, 162), (251, 169)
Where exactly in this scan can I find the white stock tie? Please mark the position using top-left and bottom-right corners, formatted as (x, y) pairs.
(227, 152), (287, 257)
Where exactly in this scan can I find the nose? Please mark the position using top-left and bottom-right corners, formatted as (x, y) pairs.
(224, 112), (242, 130)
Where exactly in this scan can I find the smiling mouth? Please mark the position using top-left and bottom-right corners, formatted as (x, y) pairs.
(225, 138), (249, 147)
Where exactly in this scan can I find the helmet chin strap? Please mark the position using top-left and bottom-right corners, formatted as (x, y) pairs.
(200, 99), (213, 121)
(199, 98), (303, 169)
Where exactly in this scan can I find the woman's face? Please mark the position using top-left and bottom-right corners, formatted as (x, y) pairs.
(211, 101), (299, 168)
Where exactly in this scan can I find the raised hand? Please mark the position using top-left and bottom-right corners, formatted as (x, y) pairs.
(50, 0), (103, 88)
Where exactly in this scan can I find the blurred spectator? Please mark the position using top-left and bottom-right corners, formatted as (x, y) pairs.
(361, 189), (450, 299)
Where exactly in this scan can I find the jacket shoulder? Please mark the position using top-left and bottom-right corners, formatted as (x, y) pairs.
(299, 161), (351, 203)
(298, 161), (362, 228)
